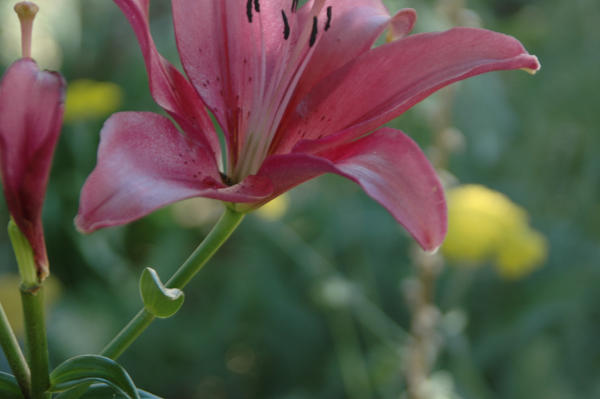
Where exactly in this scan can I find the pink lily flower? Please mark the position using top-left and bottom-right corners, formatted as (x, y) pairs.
(0, 2), (65, 280)
(76, 0), (539, 251)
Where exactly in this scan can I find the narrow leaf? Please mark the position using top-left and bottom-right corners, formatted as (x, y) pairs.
(139, 267), (184, 318)
(85, 384), (163, 398)
(137, 389), (163, 399)
(56, 383), (163, 399)
(55, 384), (162, 399)
(53, 383), (92, 399)
(0, 372), (24, 399)
(49, 355), (139, 399)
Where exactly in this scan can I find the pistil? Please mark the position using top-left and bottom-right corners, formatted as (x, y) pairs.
(14, 1), (39, 58)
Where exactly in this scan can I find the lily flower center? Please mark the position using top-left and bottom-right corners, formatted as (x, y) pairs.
(231, 0), (332, 182)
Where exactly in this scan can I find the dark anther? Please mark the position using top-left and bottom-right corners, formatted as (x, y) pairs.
(325, 6), (332, 31)
(282, 10), (290, 40)
(254, 0), (260, 13)
(291, 0), (299, 13)
(246, 0), (253, 22)
(309, 16), (318, 47)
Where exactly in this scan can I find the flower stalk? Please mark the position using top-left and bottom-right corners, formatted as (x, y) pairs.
(166, 207), (245, 290)
(20, 288), (50, 399)
(8, 220), (49, 399)
(101, 207), (245, 359)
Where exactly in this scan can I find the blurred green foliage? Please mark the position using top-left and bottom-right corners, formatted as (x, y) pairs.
(0, 0), (598, 398)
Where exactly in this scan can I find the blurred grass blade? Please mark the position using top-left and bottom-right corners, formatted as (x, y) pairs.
(49, 355), (140, 399)
(0, 372), (24, 398)
(140, 267), (184, 318)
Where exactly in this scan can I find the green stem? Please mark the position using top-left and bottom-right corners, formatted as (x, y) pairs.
(101, 207), (245, 360)
(0, 302), (31, 398)
(100, 309), (154, 360)
(20, 287), (50, 399)
(166, 207), (245, 289)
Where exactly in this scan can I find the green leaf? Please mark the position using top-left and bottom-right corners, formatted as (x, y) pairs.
(139, 267), (184, 318)
(83, 385), (163, 399)
(56, 384), (163, 399)
(137, 389), (163, 399)
(0, 372), (24, 399)
(49, 355), (140, 399)
(54, 383), (89, 399)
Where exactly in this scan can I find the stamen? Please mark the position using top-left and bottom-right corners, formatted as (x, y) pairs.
(246, 0), (253, 22)
(254, 0), (260, 13)
(309, 16), (318, 47)
(281, 10), (290, 40)
(325, 6), (332, 31)
(14, 1), (39, 59)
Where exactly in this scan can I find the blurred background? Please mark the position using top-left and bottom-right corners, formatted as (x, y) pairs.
(0, 0), (598, 398)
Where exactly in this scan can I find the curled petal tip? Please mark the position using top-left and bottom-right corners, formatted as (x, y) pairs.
(37, 261), (49, 282)
(386, 8), (417, 42)
(415, 229), (446, 253)
(521, 55), (541, 75)
(423, 244), (441, 255)
(73, 215), (92, 235)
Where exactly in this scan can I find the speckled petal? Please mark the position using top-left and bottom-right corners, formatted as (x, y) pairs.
(255, 128), (446, 250)
(76, 112), (272, 232)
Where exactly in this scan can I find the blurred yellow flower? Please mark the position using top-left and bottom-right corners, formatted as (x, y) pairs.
(64, 79), (123, 122)
(495, 228), (547, 280)
(0, 274), (61, 337)
(442, 185), (547, 279)
(255, 194), (290, 221)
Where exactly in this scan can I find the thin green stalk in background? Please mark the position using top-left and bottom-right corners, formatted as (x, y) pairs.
(0, 302), (31, 398)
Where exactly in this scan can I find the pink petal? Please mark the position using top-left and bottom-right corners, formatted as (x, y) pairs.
(113, 0), (221, 161)
(387, 8), (417, 40)
(276, 27), (540, 154)
(0, 59), (65, 276)
(172, 0), (285, 153)
(76, 112), (271, 233)
(293, 4), (415, 100)
(256, 128), (446, 251)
